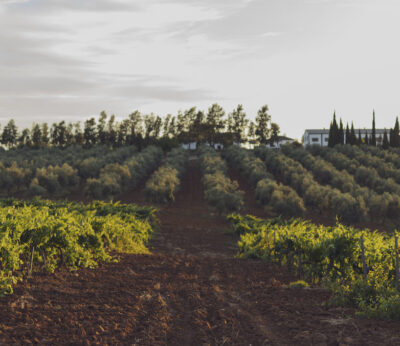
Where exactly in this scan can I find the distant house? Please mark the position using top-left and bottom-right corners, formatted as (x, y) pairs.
(181, 142), (197, 150)
(302, 129), (389, 146)
(264, 136), (295, 149)
(181, 141), (224, 150)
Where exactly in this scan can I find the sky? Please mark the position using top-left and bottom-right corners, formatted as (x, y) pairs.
(1, 0), (400, 140)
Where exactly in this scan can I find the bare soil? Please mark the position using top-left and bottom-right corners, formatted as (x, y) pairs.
(1, 159), (400, 345)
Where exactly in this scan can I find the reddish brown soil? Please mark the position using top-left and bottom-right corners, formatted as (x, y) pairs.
(228, 168), (269, 218)
(1, 158), (400, 345)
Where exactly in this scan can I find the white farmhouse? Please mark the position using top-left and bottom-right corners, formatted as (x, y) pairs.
(265, 136), (295, 149)
(302, 129), (389, 146)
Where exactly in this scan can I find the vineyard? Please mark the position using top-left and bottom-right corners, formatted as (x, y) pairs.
(229, 214), (400, 319)
(1, 143), (400, 344)
(0, 198), (157, 295)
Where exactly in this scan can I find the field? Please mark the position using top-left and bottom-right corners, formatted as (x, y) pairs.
(1, 144), (400, 344)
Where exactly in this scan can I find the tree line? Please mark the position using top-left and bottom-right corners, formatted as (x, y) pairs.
(0, 104), (280, 149)
(328, 110), (399, 148)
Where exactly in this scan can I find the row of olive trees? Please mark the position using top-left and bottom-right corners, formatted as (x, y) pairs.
(333, 144), (400, 184)
(282, 145), (400, 222)
(144, 147), (189, 204)
(0, 145), (139, 198)
(0, 161), (80, 198)
(361, 145), (400, 170)
(85, 146), (163, 199)
(254, 147), (366, 223)
(309, 146), (400, 196)
(224, 146), (305, 218)
(198, 146), (244, 214)
(0, 145), (137, 177)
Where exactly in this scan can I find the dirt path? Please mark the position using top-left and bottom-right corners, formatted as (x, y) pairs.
(1, 159), (400, 345)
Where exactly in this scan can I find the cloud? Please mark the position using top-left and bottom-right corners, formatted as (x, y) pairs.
(4, 0), (141, 12)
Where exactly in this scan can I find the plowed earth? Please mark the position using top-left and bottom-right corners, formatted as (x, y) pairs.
(1, 159), (400, 345)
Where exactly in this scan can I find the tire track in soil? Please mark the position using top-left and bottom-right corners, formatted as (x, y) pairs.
(1, 158), (400, 345)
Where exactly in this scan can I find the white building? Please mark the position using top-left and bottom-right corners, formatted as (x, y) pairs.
(181, 142), (225, 150)
(265, 136), (295, 149)
(302, 129), (389, 146)
(181, 142), (197, 150)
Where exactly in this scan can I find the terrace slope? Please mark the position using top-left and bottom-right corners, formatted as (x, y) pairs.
(0, 159), (399, 345)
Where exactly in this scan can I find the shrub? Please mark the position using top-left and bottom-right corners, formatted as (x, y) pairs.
(144, 166), (180, 203)
(199, 146), (244, 214)
(143, 147), (188, 204)
(84, 146), (163, 199)
(203, 172), (244, 214)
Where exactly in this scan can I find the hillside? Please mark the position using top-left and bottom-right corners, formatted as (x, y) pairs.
(0, 159), (399, 345)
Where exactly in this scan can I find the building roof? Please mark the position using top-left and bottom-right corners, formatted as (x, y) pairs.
(303, 129), (329, 134)
(265, 136), (294, 143)
(304, 129), (389, 135)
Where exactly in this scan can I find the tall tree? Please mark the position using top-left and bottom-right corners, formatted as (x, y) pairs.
(247, 121), (256, 146)
(176, 110), (188, 138)
(371, 110), (376, 146)
(162, 114), (172, 138)
(143, 114), (156, 140)
(255, 105), (272, 144)
(270, 123), (280, 147)
(50, 121), (67, 147)
(1, 119), (18, 149)
(18, 128), (31, 147)
(31, 123), (42, 148)
(65, 122), (74, 146)
(117, 119), (130, 146)
(107, 115), (117, 145)
(127, 111), (142, 144)
(153, 116), (163, 139)
(84, 118), (97, 146)
(350, 122), (356, 145)
(328, 111), (339, 147)
(228, 104), (248, 144)
(189, 111), (205, 143)
(206, 103), (226, 144)
(167, 116), (177, 139)
(97, 111), (108, 145)
(390, 117), (400, 147)
(382, 129), (389, 149)
(345, 123), (350, 145)
(41, 123), (50, 147)
(74, 122), (84, 145)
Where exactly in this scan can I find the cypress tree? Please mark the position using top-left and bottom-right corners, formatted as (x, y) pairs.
(345, 123), (350, 145)
(382, 129), (389, 149)
(393, 117), (400, 147)
(328, 111), (339, 147)
(339, 118), (344, 145)
(371, 110), (376, 146)
(350, 122), (356, 145)
(365, 132), (369, 145)
(390, 128), (394, 147)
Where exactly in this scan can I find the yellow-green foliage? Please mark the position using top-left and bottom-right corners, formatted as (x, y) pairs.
(229, 213), (400, 319)
(289, 280), (309, 288)
(145, 166), (180, 203)
(144, 147), (188, 204)
(0, 198), (156, 295)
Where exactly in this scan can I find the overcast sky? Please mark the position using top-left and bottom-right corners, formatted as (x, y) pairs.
(1, 0), (399, 139)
